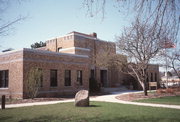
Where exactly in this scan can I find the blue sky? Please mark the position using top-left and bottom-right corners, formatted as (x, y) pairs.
(0, 0), (134, 50)
(1, 0), (179, 72)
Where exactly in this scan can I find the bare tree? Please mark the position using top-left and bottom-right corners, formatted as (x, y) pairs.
(83, 0), (180, 42)
(83, 0), (180, 93)
(0, 0), (24, 37)
(95, 42), (126, 69)
(95, 49), (128, 76)
(25, 68), (42, 99)
(116, 19), (168, 95)
(171, 52), (180, 78)
(83, 0), (106, 19)
(93, 41), (128, 77)
(166, 50), (180, 78)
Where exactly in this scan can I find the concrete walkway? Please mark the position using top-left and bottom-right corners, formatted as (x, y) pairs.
(91, 91), (180, 110)
(5, 99), (74, 109)
(2, 90), (180, 110)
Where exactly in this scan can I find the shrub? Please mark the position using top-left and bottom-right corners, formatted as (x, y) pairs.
(166, 88), (175, 94)
(25, 68), (42, 99)
(156, 88), (175, 94)
(89, 78), (100, 92)
(156, 89), (166, 94)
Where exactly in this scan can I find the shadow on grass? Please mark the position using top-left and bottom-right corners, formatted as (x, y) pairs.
(88, 105), (101, 107)
(75, 105), (101, 108)
(0, 116), (13, 121)
(18, 116), (180, 122)
(18, 115), (60, 122)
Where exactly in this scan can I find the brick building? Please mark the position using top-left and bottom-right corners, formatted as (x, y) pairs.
(0, 31), (160, 99)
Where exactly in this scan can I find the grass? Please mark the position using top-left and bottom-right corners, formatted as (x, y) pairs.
(0, 102), (180, 122)
(134, 96), (180, 105)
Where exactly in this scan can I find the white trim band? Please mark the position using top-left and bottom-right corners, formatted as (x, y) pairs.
(23, 48), (89, 58)
(59, 47), (90, 52)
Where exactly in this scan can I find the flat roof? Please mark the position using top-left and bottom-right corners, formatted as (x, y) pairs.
(0, 48), (89, 58)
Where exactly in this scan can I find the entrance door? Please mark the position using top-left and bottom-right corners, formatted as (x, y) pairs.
(100, 70), (108, 87)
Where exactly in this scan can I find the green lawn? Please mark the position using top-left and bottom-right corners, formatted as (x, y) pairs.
(0, 102), (180, 122)
(135, 96), (180, 105)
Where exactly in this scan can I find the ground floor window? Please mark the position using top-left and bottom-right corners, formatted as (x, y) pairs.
(0, 70), (9, 88)
(146, 73), (149, 82)
(151, 73), (153, 82)
(77, 70), (82, 86)
(90, 69), (95, 79)
(65, 70), (71, 86)
(100, 70), (108, 87)
(155, 73), (157, 82)
(50, 69), (57, 87)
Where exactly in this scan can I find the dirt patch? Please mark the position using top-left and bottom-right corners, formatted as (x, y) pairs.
(116, 90), (180, 101)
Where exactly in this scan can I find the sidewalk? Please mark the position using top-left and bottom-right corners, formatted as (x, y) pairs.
(2, 90), (180, 110)
(91, 91), (180, 110)
(4, 99), (74, 109)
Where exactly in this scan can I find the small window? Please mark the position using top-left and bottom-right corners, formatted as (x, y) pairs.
(77, 70), (82, 86)
(0, 70), (9, 88)
(50, 69), (57, 87)
(65, 70), (71, 86)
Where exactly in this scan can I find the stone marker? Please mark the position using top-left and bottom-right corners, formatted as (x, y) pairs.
(75, 90), (89, 107)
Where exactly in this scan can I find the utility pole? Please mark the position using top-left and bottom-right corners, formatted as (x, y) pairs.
(165, 48), (168, 88)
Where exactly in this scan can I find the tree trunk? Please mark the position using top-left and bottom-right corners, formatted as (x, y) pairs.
(143, 81), (148, 96)
(144, 86), (148, 96)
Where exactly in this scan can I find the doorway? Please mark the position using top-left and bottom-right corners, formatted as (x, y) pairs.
(100, 70), (108, 87)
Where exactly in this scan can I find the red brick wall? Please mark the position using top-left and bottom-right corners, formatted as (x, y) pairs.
(0, 51), (24, 99)
(23, 49), (90, 98)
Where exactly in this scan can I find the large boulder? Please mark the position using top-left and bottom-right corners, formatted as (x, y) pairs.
(75, 90), (89, 107)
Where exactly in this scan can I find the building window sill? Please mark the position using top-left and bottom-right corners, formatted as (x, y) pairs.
(0, 88), (9, 90)
(50, 87), (58, 88)
(64, 86), (72, 87)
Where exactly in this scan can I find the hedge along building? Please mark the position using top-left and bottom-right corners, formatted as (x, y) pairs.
(0, 31), (160, 99)
(0, 31), (119, 99)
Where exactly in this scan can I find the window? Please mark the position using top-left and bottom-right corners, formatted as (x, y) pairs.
(38, 68), (43, 87)
(151, 73), (153, 82)
(0, 70), (9, 88)
(146, 73), (149, 82)
(77, 70), (82, 86)
(65, 70), (71, 86)
(155, 73), (157, 82)
(90, 69), (95, 79)
(50, 69), (57, 87)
